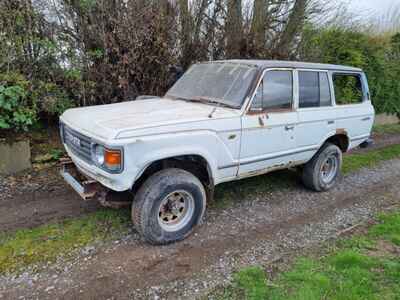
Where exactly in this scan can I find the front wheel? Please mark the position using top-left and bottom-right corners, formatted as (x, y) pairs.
(302, 143), (342, 192)
(132, 168), (206, 245)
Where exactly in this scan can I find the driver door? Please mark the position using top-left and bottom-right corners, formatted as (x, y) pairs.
(239, 69), (298, 177)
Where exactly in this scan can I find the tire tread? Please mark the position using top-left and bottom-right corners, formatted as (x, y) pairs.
(302, 143), (342, 192)
(132, 168), (205, 245)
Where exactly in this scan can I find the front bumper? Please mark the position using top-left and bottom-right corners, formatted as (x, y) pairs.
(63, 144), (133, 192)
(60, 158), (133, 208)
(60, 158), (104, 200)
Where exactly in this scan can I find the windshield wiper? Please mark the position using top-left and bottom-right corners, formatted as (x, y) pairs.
(167, 95), (193, 102)
(193, 96), (237, 109)
(167, 95), (237, 109)
(167, 95), (206, 104)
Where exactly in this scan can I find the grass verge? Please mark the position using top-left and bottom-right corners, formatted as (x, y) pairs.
(0, 209), (130, 275)
(373, 123), (400, 135)
(214, 211), (400, 300)
(343, 143), (400, 173)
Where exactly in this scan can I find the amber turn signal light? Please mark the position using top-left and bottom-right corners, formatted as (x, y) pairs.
(104, 149), (121, 166)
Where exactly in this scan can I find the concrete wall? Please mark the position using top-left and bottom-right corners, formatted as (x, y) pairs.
(374, 114), (399, 126)
(0, 140), (31, 175)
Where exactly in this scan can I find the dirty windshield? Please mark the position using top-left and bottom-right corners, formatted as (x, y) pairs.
(165, 62), (257, 108)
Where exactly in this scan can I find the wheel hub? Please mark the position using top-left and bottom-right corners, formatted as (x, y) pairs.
(320, 154), (338, 184)
(158, 190), (195, 232)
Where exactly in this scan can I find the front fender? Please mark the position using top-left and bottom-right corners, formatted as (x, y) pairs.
(123, 130), (234, 188)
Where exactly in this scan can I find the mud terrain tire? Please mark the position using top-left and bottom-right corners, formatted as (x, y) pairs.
(132, 168), (206, 245)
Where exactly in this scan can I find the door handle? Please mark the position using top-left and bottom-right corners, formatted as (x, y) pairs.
(285, 125), (295, 131)
(361, 117), (371, 121)
(327, 120), (335, 125)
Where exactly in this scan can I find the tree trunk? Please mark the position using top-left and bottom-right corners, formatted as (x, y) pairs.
(178, 0), (192, 68)
(251, 0), (268, 57)
(193, 0), (208, 45)
(275, 0), (307, 59)
(225, 0), (243, 58)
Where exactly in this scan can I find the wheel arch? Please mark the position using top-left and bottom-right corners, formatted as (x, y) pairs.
(322, 131), (350, 153)
(132, 154), (215, 202)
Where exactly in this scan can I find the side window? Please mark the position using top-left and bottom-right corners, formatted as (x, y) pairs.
(299, 71), (319, 108)
(333, 74), (363, 105)
(298, 71), (332, 108)
(264, 71), (293, 110)
(251, 70), (293, 110)
(319, 73), (331, 106)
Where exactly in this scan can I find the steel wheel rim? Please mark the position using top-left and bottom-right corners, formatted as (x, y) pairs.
(158, 190), (195, 232)
(320, 154), (338, 184)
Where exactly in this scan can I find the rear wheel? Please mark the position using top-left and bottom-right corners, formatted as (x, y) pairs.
(132, 168), (206, 245)
(302, 143), (342, 192)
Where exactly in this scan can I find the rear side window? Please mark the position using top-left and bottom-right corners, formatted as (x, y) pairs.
(252, 70), (293, 110)
(319, 73), (332, 106)
(298, 71), (331, 108)
(333, 74), (363, 105)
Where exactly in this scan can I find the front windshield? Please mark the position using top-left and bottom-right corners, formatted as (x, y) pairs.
(165, 62), (258, 108)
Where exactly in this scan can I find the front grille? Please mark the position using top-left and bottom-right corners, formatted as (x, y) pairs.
(63, 124), (92, 164)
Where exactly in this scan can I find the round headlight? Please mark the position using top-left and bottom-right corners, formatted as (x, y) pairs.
(93, 145), (105, 165)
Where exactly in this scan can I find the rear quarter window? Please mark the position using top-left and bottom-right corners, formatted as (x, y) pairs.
(333, 73), (364, 105)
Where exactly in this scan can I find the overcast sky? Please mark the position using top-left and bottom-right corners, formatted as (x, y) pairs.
(342, 0), (399, 16)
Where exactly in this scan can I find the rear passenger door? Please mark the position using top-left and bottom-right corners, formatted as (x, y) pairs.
(295, 70), (336, 155)
(332, 72), (375, 148)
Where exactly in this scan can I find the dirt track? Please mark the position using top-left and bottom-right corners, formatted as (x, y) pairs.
(0, 132), (400, 299)
(0, 167), (101, 233)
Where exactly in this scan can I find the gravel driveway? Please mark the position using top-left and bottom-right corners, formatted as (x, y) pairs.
(1, 155), (399, 300)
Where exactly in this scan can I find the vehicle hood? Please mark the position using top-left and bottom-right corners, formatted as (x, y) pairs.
(60, 98), (240, 140)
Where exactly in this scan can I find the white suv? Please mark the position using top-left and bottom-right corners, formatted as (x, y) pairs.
(60, 60), (375, 244)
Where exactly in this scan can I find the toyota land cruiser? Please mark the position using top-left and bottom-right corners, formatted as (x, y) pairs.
(60, 60), (375, 244)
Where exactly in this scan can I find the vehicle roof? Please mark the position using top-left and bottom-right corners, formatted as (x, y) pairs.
(212, 59), (363, 72)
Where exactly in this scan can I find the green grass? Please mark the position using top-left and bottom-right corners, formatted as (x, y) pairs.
(0, 209), (129, 274)
(373, 123), (400, 135)
(215, 211), (400, 300)
(221, 267), (269, 300)
(369, 212), (400, 246)
(343, 143), (400, 173)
